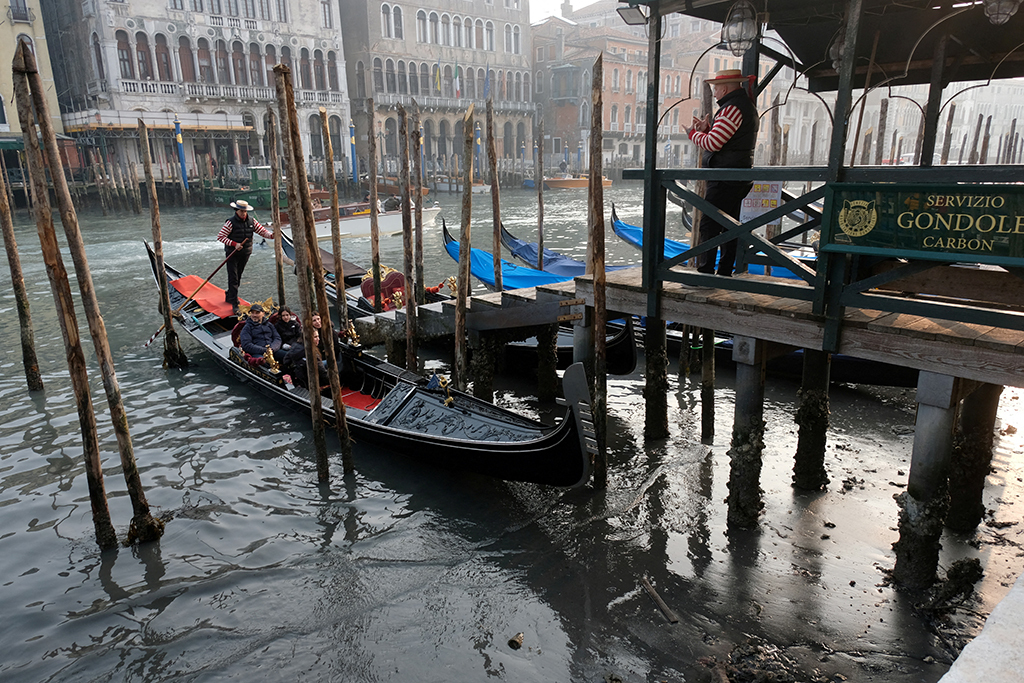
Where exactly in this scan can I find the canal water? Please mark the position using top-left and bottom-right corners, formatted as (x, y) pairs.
(0, 185), (1021, 682)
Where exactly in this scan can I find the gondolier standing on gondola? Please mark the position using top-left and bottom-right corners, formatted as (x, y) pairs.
(685, 68), (758, 277)
(217, 199), (274, 315)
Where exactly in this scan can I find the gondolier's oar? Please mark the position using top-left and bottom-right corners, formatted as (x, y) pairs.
(143, 239), (247, 348)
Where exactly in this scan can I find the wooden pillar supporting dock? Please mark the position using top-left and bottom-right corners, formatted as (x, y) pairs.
(536, 323), (558, 403)
(793, 349), (831, 491)
(644, 318), (669, 439)
(947, 383), (1003, 532)
(728, 336), (766, 528)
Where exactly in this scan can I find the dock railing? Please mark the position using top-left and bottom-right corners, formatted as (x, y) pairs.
(625, 164), (1024, 352)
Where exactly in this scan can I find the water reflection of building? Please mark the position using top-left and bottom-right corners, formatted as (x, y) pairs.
(41, 0), (352, 176)
(341, 0), (534, 177)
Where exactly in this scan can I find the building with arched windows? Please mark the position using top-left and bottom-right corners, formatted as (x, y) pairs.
(340, 0), (533, 177)
(1, 0), (64, 175)
(41, 0), (351, 178)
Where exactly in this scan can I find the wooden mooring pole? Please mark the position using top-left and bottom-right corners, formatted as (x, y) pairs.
(274, 64), (332, 482)
(793, 349), (830, 490)
(701, 329), (715, 442)
(368, 99), (382, 312)
(397, 104), (418, 371)
(139, 119), (187, 370)
(411, 103), (426, 305)
(727, 336), (766, 528)
(13, 41), (118, 549)
(946, 383), (1003, 532)
(319, 107), (348, 335)
(0, 155), (43, 391)
(486, 99), (502, 292)
(19, 42), (165, 544)
(588, 55), (608, 488)
(268, 106), (286, 309)
(453, 104), (475, 392)
(535, 115), (544, 271)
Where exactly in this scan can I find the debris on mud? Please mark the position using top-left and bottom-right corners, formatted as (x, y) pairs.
(700, 637), (837, 682)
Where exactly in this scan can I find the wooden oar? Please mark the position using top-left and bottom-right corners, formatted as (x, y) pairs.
(143, 239), (247, 347)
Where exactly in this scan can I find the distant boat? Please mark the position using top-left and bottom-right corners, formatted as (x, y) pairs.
(282, 204), (441, 241)
(433, 177), (490, 193)
(542, 174), (612, 191)
(374, 177), (430, 197)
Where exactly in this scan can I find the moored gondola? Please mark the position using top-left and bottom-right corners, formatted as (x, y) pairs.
(145, 241), (595, 488)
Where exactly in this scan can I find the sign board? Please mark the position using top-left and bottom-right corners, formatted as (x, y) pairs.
(740, 181), (782, 231)
(824, 183), (1024, 265)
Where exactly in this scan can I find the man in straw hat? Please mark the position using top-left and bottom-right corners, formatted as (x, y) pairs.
(217, 199), (275, 315)
(685, 68), (758, 277)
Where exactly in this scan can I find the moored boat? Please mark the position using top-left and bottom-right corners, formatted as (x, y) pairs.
(145, 241), (595, 488)
(282, 204), (442, 241)
(542, 174), (612, 191)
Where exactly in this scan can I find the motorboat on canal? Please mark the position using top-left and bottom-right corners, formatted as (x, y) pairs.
(280, 202), (442, 241)
(145, 241), (596, 488)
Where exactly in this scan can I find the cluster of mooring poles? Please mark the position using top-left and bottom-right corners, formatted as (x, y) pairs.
(7, 39), (164, 549)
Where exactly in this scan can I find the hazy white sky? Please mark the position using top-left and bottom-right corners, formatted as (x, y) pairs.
(529, 0), (584, 23)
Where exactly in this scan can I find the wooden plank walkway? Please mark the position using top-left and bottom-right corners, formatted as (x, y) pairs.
(568, 266), (1024, 388)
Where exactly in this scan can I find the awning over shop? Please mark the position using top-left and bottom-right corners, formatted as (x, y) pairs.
(0, 136), (24, 150)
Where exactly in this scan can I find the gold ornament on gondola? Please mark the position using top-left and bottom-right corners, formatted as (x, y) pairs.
(263, 346), (280, 372)
(347, 319), (361, 347)
(238, 297), (278, 320)
(391, 289), (404, 309)
(445, 276), (457, 295)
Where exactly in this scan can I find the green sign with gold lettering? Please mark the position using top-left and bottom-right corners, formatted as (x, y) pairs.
(824, 184), (1024, 264)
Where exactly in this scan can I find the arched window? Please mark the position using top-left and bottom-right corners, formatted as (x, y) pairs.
(381, 4), (392, 38)
(373, 58), (384, 92)
(314, 49), (325, 90)
(280, 46), (291, 73)
(625, 105), (632, 128)
(320, 0), (332, 28)
(92, 33), (106, 80)
(215, 40), (230, 84)
(612, 68), (619, 91)
(464, 67), (475, 99)
(674, 75), (681, 93)
(579, 100), (589, 129)
(385, 58), (396, 93)
(453, 17), (462, 47)
(443, 65), (452, 97)
(329, 116), (343, 160)
(475, 19), (484, 50)
(431, 62), (441, 96)
(429, 12), (439, 44)
(504, 24), (512, 53)
(116, 31), (134, 79)
(384, 117), (397, 156)
(515, 72), (522, 101)
(523, 72), (530, 101)
(611, 105), (618, 130)
(299, 48), (311, 89)
(485, 21), (494, 51)
(513, 26), (520, 54)
(423, 119), (434, 158)
(397, 61), (407, 94)
(441, 15), (451, 46)
(356, 60), (367, 98)
(477, 68), (485, 98)
(437, 119), (449, 157)
(136, 33), (153, 80)
(232, 41), (247, 85)
(420, 63), (429, 94)
(328, 51), (339, 91)
(155, 35), (172, 81)
(249, 43), (262, 87)
(464, 17), (473, 48)
(309, 113), (323, 156)
(178, 36), (195, 82)
(416, 10), (427, 43)
(626, 70), (633, 93)
(393, 7), (404, 39)
(535, 70), (542, 93)
(408, 61), (418, 95)
(503, 121), (512, 157)
(264, 45), (276, 88)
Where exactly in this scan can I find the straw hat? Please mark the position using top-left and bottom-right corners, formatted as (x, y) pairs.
(708, 69), (747, 84)
(230, 199), (254, 211)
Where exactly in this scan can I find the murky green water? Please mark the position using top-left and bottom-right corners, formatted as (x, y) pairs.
(0, 185), (1021, 682)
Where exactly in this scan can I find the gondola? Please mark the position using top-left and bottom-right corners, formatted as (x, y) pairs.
(499, 223), (632, 278)
(145, 242), (595, 488)
(442, 219), (638, 375)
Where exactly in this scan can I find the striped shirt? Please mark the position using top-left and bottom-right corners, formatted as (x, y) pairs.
(217, 215), (274, 248)
(688, 104), (744, 153)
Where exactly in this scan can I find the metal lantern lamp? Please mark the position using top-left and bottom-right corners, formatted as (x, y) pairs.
(828, 25), (846, 71)
(983, 0), (1022, 24)
(722, 0), (758, 57)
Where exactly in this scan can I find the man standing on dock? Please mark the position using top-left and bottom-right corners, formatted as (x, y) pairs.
(685, 69), (758, 277)
(217, 199), (274, 315)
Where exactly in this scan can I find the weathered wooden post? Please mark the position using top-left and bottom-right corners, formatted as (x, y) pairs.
(19, 42), (165, 544)
(13, 42), (118, 549)
(874, 99), (888, 165)
(397, 104), (418, 371)
(319, 107), (348, 333)
(411, 102), (426, 305)
(588, 55), (608, 488)
(947, 383), (1003, 532)
(893, 371), (960, 589)
(139, 120), (187, 370)
(728, 336), (766, 528)
(968, 114), (984, 164)
(274, 64), (333, 481)
(535, 115), (544, 271)
(701, 328), (715, 442)
(368, 99), (382, 311)
(486, 99), (502, 291)
(793, 350), (830, 490)
(128, 161), (142, 213)
(0, 159), (43, 390)
(453, 104), (475, 392)
(979, 115), (992, 164)
(267, 107), (286, 308)
(940, 103), (956, 165)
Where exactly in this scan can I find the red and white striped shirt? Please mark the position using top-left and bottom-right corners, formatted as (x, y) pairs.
(688, 104), (744, 153)
(217, 216), (274, 248)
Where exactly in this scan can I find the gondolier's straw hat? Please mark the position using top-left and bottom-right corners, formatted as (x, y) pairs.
(708, 68), (747, 84)
(230, 199), (254, 211)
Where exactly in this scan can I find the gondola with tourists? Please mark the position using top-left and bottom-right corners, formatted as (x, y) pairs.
(145, 241), (595, 488)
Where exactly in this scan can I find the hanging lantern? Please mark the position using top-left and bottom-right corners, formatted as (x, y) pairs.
(722, 0), (758, 57)
(983, 0), (1022, 24)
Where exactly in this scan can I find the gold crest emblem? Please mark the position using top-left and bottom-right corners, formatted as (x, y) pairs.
(838, 200), (877, 238)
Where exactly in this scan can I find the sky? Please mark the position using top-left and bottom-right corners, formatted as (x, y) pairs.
(529, 0), (582, 23)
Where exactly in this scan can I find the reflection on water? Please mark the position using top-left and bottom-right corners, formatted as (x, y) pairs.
(0, 188), (1021, 682)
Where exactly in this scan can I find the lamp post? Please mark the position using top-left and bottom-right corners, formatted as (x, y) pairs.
(474, 121), (481, 182)
(349, 121), (357, 185)
(576, 141), (582, 172)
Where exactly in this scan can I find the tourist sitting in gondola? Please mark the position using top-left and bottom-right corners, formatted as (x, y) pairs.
(281, 329), (329, 389)
(274, 306), (302, 349)
(239, 303), (284, 363)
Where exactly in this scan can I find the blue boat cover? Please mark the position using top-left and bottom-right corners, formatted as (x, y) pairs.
(502, 227), (631, 278)
(610, 214), (809, 280)
(444, 233), (573, 290)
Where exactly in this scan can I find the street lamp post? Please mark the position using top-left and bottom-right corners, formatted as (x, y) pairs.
(349, 121), (357, 185)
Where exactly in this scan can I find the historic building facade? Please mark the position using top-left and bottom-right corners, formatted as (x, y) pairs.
(339, 0), (534, 176)
(42, 0), (351, 176)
